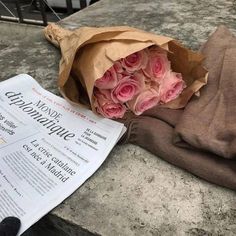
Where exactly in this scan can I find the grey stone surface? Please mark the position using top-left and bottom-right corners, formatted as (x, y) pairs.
(60, 0), (236, 50)
(0, 0), (236, 235)
(52, 145), (236, 236)
(0, 21), (59, 94)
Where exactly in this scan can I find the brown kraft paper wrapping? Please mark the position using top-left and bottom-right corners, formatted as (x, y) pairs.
(44, 24), (208, 113)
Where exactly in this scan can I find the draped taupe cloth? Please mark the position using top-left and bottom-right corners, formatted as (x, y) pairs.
(120, 26), (236, 190)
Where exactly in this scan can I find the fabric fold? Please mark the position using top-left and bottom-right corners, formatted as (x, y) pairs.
(174, 26), (236, 159)
(127, 116), (236, 190)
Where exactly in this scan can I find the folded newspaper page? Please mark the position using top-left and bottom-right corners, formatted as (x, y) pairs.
(0, 74), (125, 235)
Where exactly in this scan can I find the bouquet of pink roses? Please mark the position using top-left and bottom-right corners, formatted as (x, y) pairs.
(94, 46), (186, 118)
(44, 24), (208, 119)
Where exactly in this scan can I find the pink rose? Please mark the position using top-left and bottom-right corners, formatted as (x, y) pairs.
(128, 88), (160, 115)
(111, 72), (145, 103)
(121, 49), (148, 73)
(143, 47), (170, 82)
(95, 66), (118, 89)
(159, 72), (186, 103)
(94, 89), (126, 119)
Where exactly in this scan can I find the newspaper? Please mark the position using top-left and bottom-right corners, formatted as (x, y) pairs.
(0, 74), (125, 235)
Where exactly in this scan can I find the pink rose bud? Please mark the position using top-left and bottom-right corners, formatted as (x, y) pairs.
(111, 72), (145, 103)
(143, 46), (170, 82)
(114, 61), (130, 80)
(113, 61), (124, 74)
(95, 66), (118, 89)
(128, 88), (160, 115)
(94, 89), (126, 119)
(159, 71), (186, 103)
(121, 49), (148, 73)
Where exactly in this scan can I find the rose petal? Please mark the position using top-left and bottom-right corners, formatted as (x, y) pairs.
(111, 72), (145, 103)
(159, 71), (186, 103)
(94, 89), (126, 118)
(143, 46), (170, 82)
(121, 49), (148, 73)
(95, 66), (118, 89)
(128, 88), (160, 115)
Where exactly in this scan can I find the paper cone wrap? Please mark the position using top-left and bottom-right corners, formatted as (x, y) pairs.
(44, 23), (208, 112)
